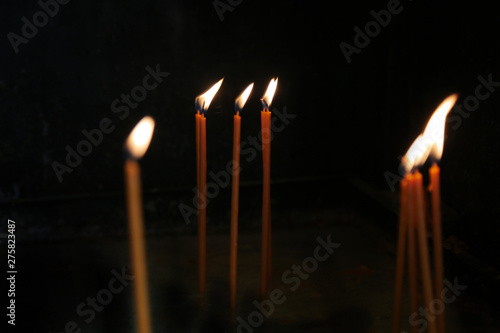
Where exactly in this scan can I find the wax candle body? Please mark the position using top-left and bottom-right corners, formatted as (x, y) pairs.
(429, 163), (445, 333)
(414, 171), (437, 333)
(230, 114), (241, 309)
(125, 159), (151, 333)
(199, 114), (207, 296)
(407, 173), (418, 333)
(260, 110), (272, 298)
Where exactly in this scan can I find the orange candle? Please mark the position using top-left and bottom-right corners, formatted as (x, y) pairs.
(414, 170), (437, 333)
(260, 78), (277, 299)
(392, 178), (408, 333)
(230, 83), (253, 310)
(199, 113), (207, 296)
(124, 116), (155, 333)
(429, 162), (444, 333)
(195, 79), (224, 301)
(407, 173), (419, 333)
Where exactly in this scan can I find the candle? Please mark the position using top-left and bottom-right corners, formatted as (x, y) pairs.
(414, 170), (438, 333)
(195, 78), (224, 301)
(260, 78), (278, 299)
(429, 163), (443, 331)
(230, 83), (254, 311)
(392, 178), (408, 333)
(421, 93), (458, 333)
(124, 116), (155, 333)
(401, 136), (431, 333)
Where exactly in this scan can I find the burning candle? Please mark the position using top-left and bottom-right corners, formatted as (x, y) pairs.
(230, 83), (254, 310)
(421, 94), (458, 333)
(400, 135), (431, 333)
(260, 78), (278, 299)
(124, 116), (155, 333)
(195, 78), (223, 300)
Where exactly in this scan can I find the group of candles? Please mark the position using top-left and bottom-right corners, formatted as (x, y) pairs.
(123, 78), (278, 332)
(392, 94), (458, 333)
(121, 81), (457, 333)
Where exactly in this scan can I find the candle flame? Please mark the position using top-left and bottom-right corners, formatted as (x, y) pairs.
(421, 93), (458, 161)
(401, 135), (432, 175)
(125, 116), (155, 159)
(235, 83), (254, 114)
(261, 78), (278, 110)
(196, 78), (224, 114)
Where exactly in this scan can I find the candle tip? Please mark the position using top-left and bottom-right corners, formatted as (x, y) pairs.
(125, 116), (155, 160)
(196, 78), (224, 115)
(261, 78), (278, 110)
(235, 83), (254, 114)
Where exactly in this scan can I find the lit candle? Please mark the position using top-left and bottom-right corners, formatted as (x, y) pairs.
(401, 136), (430, 333)
(260, 78), (278, 299)
(421, 94), (458, 333)
(195, 78), (223, 301)
(230, 83), (254, 310)
(124, 116), (155, 333)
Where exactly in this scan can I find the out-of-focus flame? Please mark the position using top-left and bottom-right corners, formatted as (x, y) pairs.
(421, 94), (458, 161)
(401, 135), (432, 175)
(235, 83), (254, 114)
(261, 78), (278, 110)
(196, 78), (224, 113)
(125, 116), (155, 159)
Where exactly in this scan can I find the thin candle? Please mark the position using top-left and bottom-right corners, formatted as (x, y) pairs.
(195, 78), (223, 300)
(414, 170), (438, 333)
(124, 116), (155, 333)
(421, 94), (458, 333)
(260, 78), (278, 299)
(230, 83), (254, 310)
(401, 136), (429, 333)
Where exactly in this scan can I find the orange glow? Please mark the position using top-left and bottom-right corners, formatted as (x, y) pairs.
(401, 135), (431, 175)
(196, 78), (224, 113)
(125, 116), (155, 159)
(422, 94), (458, 161)
(235, 83), (254, 113)
(261, 78), (278, 109)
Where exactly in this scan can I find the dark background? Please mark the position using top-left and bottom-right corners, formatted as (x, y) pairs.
(1, 0), (500, 331)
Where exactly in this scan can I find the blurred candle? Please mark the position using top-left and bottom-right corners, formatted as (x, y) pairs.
(195, 78), (223, 301)
(124, 116), (155, 333)
(230, 83), (254, 310)
(260, 78), (277, 299)
(422, 93), (457, 333)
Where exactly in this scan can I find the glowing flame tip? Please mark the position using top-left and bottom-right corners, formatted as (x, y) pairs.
(235, 83), (254, 114)
(261, 78), (278, 109)
(125, 116), (155, 159)
(196, 78), (224, 113)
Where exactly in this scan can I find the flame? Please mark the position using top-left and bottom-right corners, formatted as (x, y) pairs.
(421, 94), (458, 161)
(261, 78), (278, 109)
(196, 78), (224, 113)
(401, 135), (432, 175)
(125, 116), (155, 159)
(235, 83), (254, 114)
